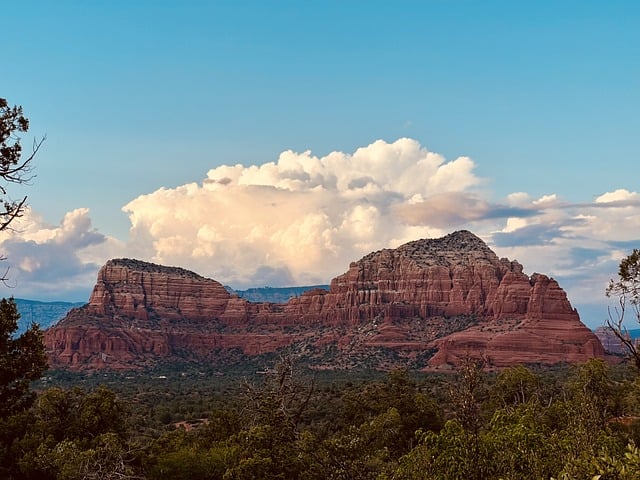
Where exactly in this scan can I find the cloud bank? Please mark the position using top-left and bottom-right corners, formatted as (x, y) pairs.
(1, 138), (638, 327)
(0, 208), (122, 300)
(123, 138), (485, 287)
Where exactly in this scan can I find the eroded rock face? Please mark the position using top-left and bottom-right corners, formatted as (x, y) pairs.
(44, 231), (605, 370)
(86, 259), (234, 322)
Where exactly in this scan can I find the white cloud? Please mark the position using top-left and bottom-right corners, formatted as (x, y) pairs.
(595, 188), (639, 204)
(488, 190), (640, 326)
(1, 138), (638, 331)
(123, 138), (483, 287)
(532, 194), (560, 206)
(506, 192), (531, 206)
(0, 208), (122, 301)
(120, 138), (640, 325)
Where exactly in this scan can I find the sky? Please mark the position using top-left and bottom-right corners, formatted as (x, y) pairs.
(2, 1), (639, 328)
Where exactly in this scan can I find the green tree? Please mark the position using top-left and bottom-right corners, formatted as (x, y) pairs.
(0, 99), (47, 478)
(590, 442), (640, 480)
(0, 98), (47, 420)
(0, 98), (43, 244)
(489, 365), (542, 410)
(145, 427), (239, 480)
(16, 385), (135, 480)
(303, 407), (400, 480)
(0, 297), (47, 419)
(31, 386), (128, 446)
(392, 359), (488, 480)
(547, 360), (623, 479)
(24, 432), (137, 480)
(340, 369), (442, 455)
(394, 419), (481, 480)
(606, 249), (640, 369)
(447, 357), (487, 480)
(224, 355), (314, 479)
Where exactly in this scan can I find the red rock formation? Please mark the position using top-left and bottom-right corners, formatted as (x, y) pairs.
(86, 259), (235, 322)
(44, 231), (605, 370)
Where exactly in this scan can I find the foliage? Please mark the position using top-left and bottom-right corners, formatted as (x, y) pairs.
(144, 427), (239, 480)
(392, 360), (637, 480)
(606, 249), (640, 369)
(0, 97), (43, 236)
(0, 385), (133, 480)
(222, 355), (314, 479)
(5, 354), (640, 479)
(0, 99), (47, 478)
(489, 364), (542, 409)
(340, 368), (442, 453)
(0, 297), (47, 419)
(24, 432), (136, 480)
(31, 385), (128, 445)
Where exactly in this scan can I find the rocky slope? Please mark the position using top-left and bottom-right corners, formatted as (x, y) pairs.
(44, 231), (604, 370)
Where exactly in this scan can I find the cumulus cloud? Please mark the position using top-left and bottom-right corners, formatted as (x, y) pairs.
(2, 138), (638, 330)
(0, 208), (122, 301)
(119, 139), (640, 328)
(123, 138), (640, 326)
(123, 138), (495, 287)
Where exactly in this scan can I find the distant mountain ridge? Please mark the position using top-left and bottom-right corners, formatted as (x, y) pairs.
(14, 299), (84, 335)
(226, 285), (330, 303)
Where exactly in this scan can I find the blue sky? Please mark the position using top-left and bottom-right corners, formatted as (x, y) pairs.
(2, 1), (639, 327)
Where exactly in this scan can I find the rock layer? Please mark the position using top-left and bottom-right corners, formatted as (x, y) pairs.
(44, 231), (605, 370)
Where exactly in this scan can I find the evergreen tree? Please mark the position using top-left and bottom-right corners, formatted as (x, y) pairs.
(0, 297), (47, 419)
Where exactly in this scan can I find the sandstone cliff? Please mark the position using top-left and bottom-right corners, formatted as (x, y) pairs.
(44, 231), (605, 370)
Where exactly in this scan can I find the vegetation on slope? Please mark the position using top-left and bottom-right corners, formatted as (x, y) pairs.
(0, 357), (638, 479)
